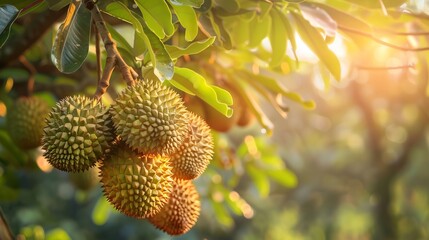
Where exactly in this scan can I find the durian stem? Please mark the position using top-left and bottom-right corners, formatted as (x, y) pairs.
(18, 55), (36, 97)
(85, 0), (138, 99)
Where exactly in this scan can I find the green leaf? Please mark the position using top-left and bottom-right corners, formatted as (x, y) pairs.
(266, 169), (298, 188)
(343, 0), (406, 8)
(135, 0), (174, 38)
(204, 11), (232, 49)
(165, 37), (215, 59)
(238, 70), (315, 109)
(0, 130), (27, 165)
(248, 13), (271, 48)
(214, 0), (240, 13)
(170, 67), (233, 117)
(269, 8), (287, 67)
(292, 11), (341, 80)
(0, 0), (32, 8)
(140, 24), (174, 81)
(106, 24), (133, 55)
(44, 0), (70, 11)
(105, 2), (173, 80)
(92, 196), (112, 226)
(169, 0), (204, 7)
(170, 3), (198, 41)
(211, 199), (234, 227)
(0, 4), (20, 48)
(247, 163), (270, 198)
(46, 229), (71, 240)
(51, 2), (91, 73)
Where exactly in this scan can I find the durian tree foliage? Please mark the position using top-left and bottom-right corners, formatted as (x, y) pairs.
(1, 0), (429, 239)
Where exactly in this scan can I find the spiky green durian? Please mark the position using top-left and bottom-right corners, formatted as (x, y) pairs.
(6, 96), (50, 149)
(110, 79), (188, 155)
(171, 112), (213, 180)
(148, 179), (200, 235)
(100, 143), (173, 218)
(42, 95), (113, 172)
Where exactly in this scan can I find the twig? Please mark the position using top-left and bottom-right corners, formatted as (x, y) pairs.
(21, 0), (44, 14)
(94, 20), (102, 85)
(18, 55), (36, 96)
(338, 25), (429, 51)
(0, 207), (14, 240)
(84, 0), (138, 99)
(378, 0), (388, 16)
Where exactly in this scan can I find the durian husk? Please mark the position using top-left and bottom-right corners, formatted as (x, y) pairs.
(6, 96), (50, 149)
(100, 142), (173, 218)
(110, 79), (188, 155)
(42, 95), (113, 172)
(148, 179), (200, 235)
(171, 112), (214, 180)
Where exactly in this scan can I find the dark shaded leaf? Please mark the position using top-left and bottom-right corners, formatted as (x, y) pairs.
(0, 4), (20, 48)
(44, 0), (70, 11)
(51, 1), (91, 73)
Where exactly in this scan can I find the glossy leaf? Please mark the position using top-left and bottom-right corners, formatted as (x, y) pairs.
(0, 4), (20, 48)
(269, 8), (287, 67)
(292, 11), (341, 80)
(169, 0), (204, 7)
(141, 26), (174, 81)
(135, 0), (174, 38)
(170, 67), (233, 117)
(165, 37), (215, 59)
(170, 3), (198, 41)
(51, 1), (91, 73)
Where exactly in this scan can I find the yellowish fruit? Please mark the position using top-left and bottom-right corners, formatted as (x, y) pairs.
(148, 179), (200, 235)
(171, 112), (213, 180)
(110, 79), (188, 155)
(42, 95), (113, 172)
(100, 143), (173, 218)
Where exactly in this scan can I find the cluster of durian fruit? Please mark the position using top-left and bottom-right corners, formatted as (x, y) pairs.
(8, 79), (214, 236)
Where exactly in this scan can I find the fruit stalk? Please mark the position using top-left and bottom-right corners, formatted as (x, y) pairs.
(84, 0), (138, 99)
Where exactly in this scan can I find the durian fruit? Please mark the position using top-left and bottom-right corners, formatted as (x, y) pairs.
(100, 143), (173, 218)
(148, 179), (200, 235)
(183, 95), (206, 120)
(171, 112), (213, 180)
(42, 95), (113, 172)
(110, 79), (188, 155)
(6, 96), (49, 149)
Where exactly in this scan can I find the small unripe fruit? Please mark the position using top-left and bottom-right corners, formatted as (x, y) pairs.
(6, 96), (49, 149)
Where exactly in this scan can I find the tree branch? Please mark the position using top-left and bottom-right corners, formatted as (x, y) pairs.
(339, 25), (429, 51)
(0, 208), (14, 240)
(84, 0), (138, 99)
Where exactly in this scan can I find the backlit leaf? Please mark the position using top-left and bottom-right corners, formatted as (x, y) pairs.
(269, 8), (287, 67)
(170, 2), (198, 41)
(135, 0), (174, 38)
(292, 11), (341, 80)
(169, 0), (204, 7)
(51, 1), (91, 73)
(170, 67), (233, 117)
